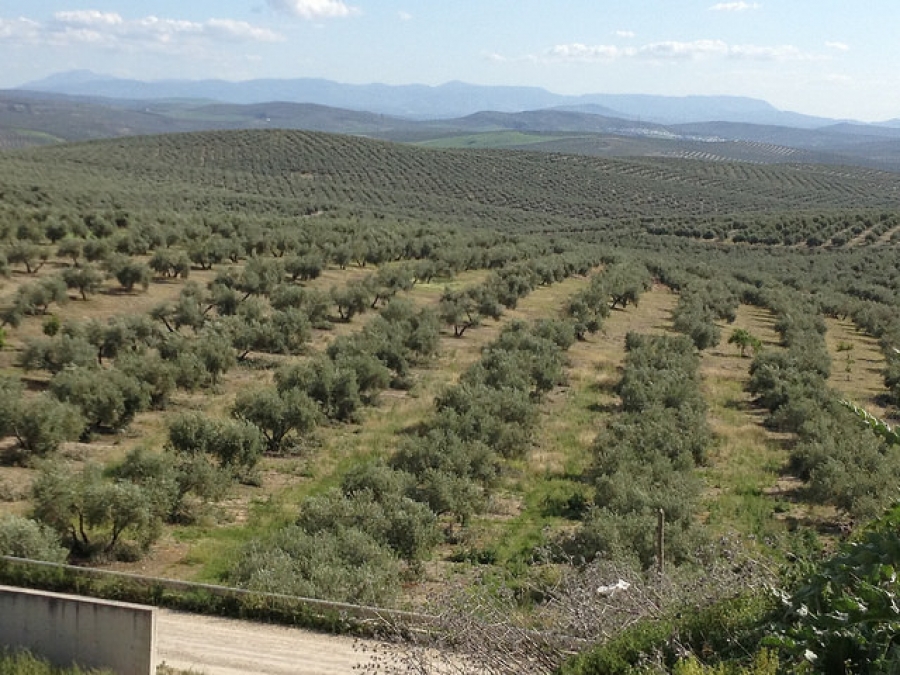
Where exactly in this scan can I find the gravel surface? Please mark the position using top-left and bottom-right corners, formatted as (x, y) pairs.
(156, 609), (387, 675)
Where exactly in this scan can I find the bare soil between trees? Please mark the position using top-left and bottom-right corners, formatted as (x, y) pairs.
(156, 609), (389, 675)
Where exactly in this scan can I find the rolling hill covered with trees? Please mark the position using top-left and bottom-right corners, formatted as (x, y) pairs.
(6, 87), (900, 172)
(1, 129), (900, 673)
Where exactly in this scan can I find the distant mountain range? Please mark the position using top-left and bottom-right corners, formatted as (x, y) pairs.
(5, 71), (900, 172)
(18, 70), (854, 127)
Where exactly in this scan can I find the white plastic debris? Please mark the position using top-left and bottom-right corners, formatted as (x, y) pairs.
(596, 579), (631, 596)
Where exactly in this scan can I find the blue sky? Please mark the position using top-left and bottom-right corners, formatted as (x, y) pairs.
(1, 1), (897, 121)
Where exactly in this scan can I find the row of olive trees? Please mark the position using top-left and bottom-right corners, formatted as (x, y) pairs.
(439, 251), (598, 338)
(228, 317), (577, 605)
(671, 278), (740, 351)
(565, 261), (653, 340)
(2, 310), (248, 463)
(0, 391), (269, 562)
(842, 297), (900, 407)
(0, 255), (154, 327)
(1, 263), (436, 463)
(745, 290), (900, 520)
(233, 298), (441, 455)
(2, 199), (602, 282)
(562, 332), (714, 569)
(0, 220), (586, 565)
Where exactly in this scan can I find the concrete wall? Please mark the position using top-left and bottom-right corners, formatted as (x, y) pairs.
(0, 585), (156, 675)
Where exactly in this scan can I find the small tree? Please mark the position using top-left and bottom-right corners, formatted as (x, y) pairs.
(32, 462), (159, 559)
(606, 263), (652, 310)
(188, 236), (227, 270)
(235, 256), (283, 299)
(192, 327), (236, 387)
(116, 352), (177, 409)
(168, 412), (263, 474)
(837, 341), (855, 380)
(277, 358), (364, 422)
(9, 394), (85, 461)
(49, 366), (149, 433)
(439, 286), (502, 338)
(6, 241), (48, 274)
(232, 386), (321, 455)
(106, 256), (151, 292)
(82, 238), (111, 263)
(19, 333), (97, 374)
(331, 281), (372, 322)
(56, 237), (86, 265)
(8, 276), (69, 319)
(150, 248), (191, 279)
(62, 264), (106, 300)
(229, 526), (403, 606)
(284, 252), (324, 282)
(368, 264), (415, 309)
(728, 328), (762, 358)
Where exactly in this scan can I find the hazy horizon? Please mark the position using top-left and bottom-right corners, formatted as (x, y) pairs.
(3, 2), (899, 122)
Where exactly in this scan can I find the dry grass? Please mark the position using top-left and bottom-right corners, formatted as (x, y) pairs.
(1, 254), (874, 586)
(23, 268), (585, 581)
(824, 316), (888, 417)
(697, 305), (826, 537)
(456, 285), (682, 568)
(301, 273), (604, 488)
(531, 284), (679, 477)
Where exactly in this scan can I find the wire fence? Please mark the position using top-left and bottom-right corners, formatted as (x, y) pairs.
(0, 554), (439, 635)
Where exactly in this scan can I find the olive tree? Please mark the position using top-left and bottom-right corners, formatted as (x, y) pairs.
(7, 393), (85, 461)
(32, 462), (159, 559)
(232, 386), (321, 455)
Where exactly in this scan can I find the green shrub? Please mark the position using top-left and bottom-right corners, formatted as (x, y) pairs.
(49, 367), (149, 433)
(8, 394), (85, 460)
(769, 503), (900, 673)
(229, 525), (402, 606)
(0, 515), (67, 562)
(558, 619), (673, 675)
(558, 593), (774, 675)
(0, 648), (113, 675)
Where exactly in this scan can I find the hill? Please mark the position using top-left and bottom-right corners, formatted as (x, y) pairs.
(4, 129), (900, 238)
(6, 89), (900, 172)
(2, 129), (900, 673)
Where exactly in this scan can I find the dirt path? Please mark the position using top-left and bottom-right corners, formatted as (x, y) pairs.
(156, 609), (387, 675)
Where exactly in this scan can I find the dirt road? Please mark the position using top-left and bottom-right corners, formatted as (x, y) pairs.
(156, 609), (389, 675)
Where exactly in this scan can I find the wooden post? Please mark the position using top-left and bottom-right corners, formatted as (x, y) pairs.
(656, 508), (665, 577)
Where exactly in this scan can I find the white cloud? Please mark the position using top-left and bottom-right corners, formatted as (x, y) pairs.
(548, 43), (626, 61)
(538, 39), (816, 63)
(206, 19), (282, 42)
(398, 11), (413, 21)
(0, 17), (41, 41)
(640, 39), (729, 59)
(826, 41), (849, 52)
(485, 51), (541, 65)
(615, 30), (635, 38)
(709, 2), (761, 11)
(266, 0), (358, 19)
(0, 12), (282, 49)
(728, 44), (815, 60)
(53, 11), (123, 26)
